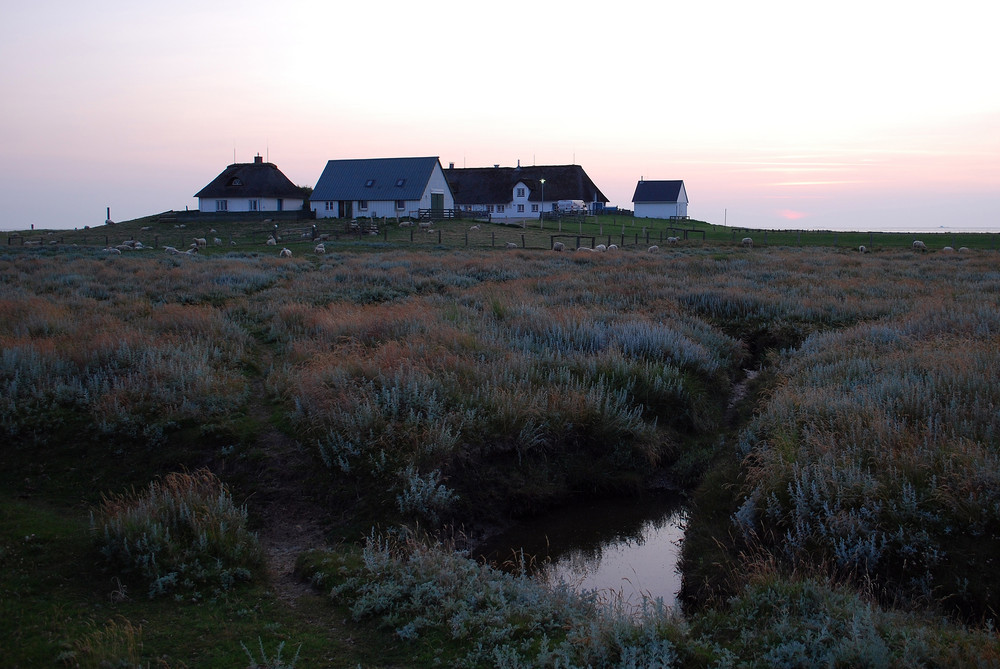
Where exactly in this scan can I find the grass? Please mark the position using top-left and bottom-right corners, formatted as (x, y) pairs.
(3, 233), (1000, 665)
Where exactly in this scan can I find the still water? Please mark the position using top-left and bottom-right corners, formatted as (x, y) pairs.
(474, 494), (687, 608)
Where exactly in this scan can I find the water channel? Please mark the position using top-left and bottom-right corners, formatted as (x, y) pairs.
(474, 493), (688, 608)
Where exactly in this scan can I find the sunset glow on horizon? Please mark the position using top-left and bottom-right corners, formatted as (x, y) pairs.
(1, 1), (997, 232)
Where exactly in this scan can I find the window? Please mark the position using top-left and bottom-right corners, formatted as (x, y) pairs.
(496, 204), (505, 213)
(517, 204), (524, 213)
(229, 178), (243, 186)
(359, 200), (368, 211)
(395, 178), (406, 187)
(516, 187), (525, 197)
(365, 179), (375, 187)
(216, 200), (228, 212)
(487, 205), (494, 213)
(248, 199), (259, 212)
(531, 204), (538, 212)
(396, 200), (405, 210)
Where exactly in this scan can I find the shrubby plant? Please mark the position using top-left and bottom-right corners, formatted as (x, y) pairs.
(92, 468), (263, 599)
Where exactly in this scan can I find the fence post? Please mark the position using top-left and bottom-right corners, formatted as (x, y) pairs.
(384, 227), (388, 242)
(410, 227), (414, 242)
(465, 232), (469, 247)
(520, 233), (525, 248)
(492, 232), (495, 247)
(438, 230), (442, 244)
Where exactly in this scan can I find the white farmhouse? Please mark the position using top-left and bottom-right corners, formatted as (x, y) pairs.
(195, 156), (309, 214)
(310, 157), (454, 219)
(444, 163), (608, 222)
(632, 180), (689, 219)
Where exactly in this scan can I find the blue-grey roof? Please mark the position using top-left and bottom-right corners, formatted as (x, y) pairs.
(312, 157), (443, 201)
(632, 180), (686, 203)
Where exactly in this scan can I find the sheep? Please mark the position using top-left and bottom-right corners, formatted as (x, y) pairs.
(279, 248), (292, 258)
(552, 241), (565, 252)
(163, 246), (180, 255)
(399, 221), (413, 227)
(213, 237), (222, 245)
(741, 237), (753, 248)
(943, 246), (955, 252)
(266, 237), (277, 246)
(595, 244), (607, 252)
(140, 226), (151, 231)
(859, 245), (867, 253)
(193, 237), (207, 247)
(418, 221), (432, 229)
(607, 244), (619, 251)
(647, 245), (659, 252)
(470, 224), (481, 231)
(314, 243), (326, 254)
(183, 247), (198, 255)
(505, 242), (518, 249)
(667, 236), (680, 245)
(912, 240), (927, 251)
(959, 246), (970, 252)
(103, 247), (121, 255)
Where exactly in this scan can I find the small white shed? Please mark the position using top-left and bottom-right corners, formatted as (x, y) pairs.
(632, 180), (688, 219)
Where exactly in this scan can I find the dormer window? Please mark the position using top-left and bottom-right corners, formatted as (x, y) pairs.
(365, 179), (375, 187)
(229, 178), (243, 186)
(395, 178), (406, 187)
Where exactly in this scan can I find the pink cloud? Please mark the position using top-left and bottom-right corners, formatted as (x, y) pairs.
(779, 209), (809, 220)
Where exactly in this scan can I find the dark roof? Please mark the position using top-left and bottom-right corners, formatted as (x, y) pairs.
(311, 157), (444, 201)
(195, 158), (309, 200)
(632, 180), (686, 203)
(444, 165), (608, 205)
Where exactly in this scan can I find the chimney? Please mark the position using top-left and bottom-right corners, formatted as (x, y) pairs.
(449, 162), (455, 169)
(254, 155), (263, 164)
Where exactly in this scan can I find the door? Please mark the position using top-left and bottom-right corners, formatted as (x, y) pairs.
(431, 192), (444, 218)
(338, 201), (353, 218)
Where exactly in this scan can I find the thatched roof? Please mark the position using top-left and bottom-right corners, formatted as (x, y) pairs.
(445, 164), (608, 205)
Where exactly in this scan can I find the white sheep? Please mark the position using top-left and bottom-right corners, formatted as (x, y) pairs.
(859, 245), (867, 253)
(163, 246), (180, 255)
(505, 242), (518, 249)
(399, 221), (413, 227)
(470, 224), (481, 231)
(419, 221), (432, 229)
(184, 247), (198, 255)
(912, 240), (927, 251)
(647, 245), (659, 252)
(959, 246), (970, 252)
(279, 248), (292, 258)
(552, 241), (565, 252)
(667, 236), (680, 245)
(595, 244), (607, 252)
(607, 244), (619, 251)
(314, 243), (326, 254)
(193, 237), (207, 247)
(943, 246), (955, 252)
(741, 237), (754, 248)
(576, 246), (594, 252)
(104, 247), (121, 255)
(266, 237), (277, 246)
(213, 237), (222, 245)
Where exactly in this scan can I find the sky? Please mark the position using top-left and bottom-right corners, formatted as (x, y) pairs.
(2, 0), (998, 232)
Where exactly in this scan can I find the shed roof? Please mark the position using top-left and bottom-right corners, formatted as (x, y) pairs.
(445, 165), (608, 205)
(632, 180), (686, 203)
(312, 157), (444, 201)
(195, 158), (308, 200)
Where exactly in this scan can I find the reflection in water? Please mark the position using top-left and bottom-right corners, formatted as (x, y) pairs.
(474, 495), (687, 608)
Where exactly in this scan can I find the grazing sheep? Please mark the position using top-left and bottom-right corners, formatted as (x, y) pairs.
(314, 243), (326, 254)
(741, 237), (753, 248)
(193, 237), (207, 247)
(266, 237), (277, 246)
(647, 245), (659, 252)
(505, 242), (518, 249)
(279, 248), (292, 258)
(470, 224), (481, 231)
(576, 246), (594, 252)
(104, 247), (121, 255)
(213, 237), (222, 245)
(184, 247), (198, 255)
(943, 246), (955, 252)
(552, 241), (565, 252)
(419, 221), (432, 229)
(959, 246), (970, 252)
(608, 244), (619, 251)
(399, 221), (413, 227)
(163, 246), (180, 255)
(141, 226), (151, 231)
(912, 240), (927, 251)
(859, 245), (867, 253)
(667, 236), (679, 245)
(595, 244), (607, 252)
